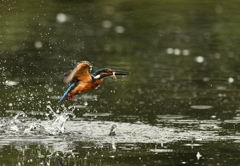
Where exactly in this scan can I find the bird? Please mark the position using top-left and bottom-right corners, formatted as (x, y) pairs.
(58, 61), (130, 103)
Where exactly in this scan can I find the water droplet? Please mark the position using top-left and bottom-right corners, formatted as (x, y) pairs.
(196, 152), (202, 160)
(84, 101), (88, 106)
(166, 48), (173, 54)
(34, 41), (43, 49)
(203, 77), (210, 82)
(195, 56), (204, 63)
(228, 77), (234, 83)
(211, 115), (216, 118)
(102, 20), (112, 28)
(56, 13), (68, 23)
(115, 26), (125, 33)
(5, 80), (18, 86)
(182, 49), (190, 56)
(47, 88), (53, 92)
(173, 48), (181, 55)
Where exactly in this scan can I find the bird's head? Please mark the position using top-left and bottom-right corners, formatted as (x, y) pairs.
(92, 68), (130, 80)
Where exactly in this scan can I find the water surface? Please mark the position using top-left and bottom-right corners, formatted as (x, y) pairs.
(1, 0), (240, 165)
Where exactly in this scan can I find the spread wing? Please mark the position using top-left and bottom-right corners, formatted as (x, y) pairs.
(63, 61), (92, 83)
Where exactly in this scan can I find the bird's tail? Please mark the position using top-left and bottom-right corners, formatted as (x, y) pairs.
(58, 83), (77, 103)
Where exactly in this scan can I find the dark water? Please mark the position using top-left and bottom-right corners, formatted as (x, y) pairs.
(1, 0), (240, 165)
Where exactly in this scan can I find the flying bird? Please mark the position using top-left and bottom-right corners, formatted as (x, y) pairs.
(58, 61), (129, 103)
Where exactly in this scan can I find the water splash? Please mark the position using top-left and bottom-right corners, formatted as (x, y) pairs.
(0, 111), (28, 134)
(0, 106), (235, 145)
(45, 105), (76, 134)
(0, 105), (76, 136)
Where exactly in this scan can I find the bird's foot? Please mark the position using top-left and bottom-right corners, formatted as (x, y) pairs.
(67, 94), (74, 100)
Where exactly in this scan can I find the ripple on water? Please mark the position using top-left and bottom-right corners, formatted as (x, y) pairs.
(82, 113), (112, 117)
(116, 115), (139, 121)
(118, 143), (141, 151)
(149, 149), (173, 153)
(5, 110), (23, 113)
(171, 120), (199, 124)
(81, 146), (92, 149)
(233, 117), (240, 120)
(190, 105), (213, 109)
(157, 115), (188, 119)
(0, 105), (228, 144)
(183, 143), (202, 147)
(224, 120), (240, 124)
(68, 105), (86, 109)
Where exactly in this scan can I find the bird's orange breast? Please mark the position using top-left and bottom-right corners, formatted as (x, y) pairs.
(68, 79), (103, 96)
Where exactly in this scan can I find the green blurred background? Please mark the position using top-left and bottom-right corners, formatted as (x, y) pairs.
(1, 0), (240, 121)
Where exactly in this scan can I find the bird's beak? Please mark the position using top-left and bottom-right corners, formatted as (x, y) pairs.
(112, 70), (130, 76)
(109, 70), (130, 80)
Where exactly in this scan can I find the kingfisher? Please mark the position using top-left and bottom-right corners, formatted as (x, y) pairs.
(58, 61), (130, 103)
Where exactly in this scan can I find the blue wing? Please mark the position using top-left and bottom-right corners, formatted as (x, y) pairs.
(58, 83), (77, 103)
